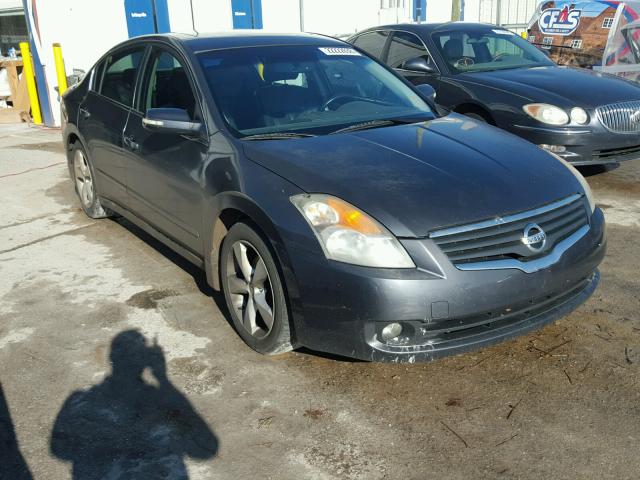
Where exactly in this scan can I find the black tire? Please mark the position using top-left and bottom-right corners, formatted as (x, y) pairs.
(70, 142), (113, 219)
(220, 222), (293, 355)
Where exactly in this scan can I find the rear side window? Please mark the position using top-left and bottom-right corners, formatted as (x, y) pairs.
(387, 31), (430, 68)
(352, 31), (389, 59)
(91, 61), (105, 91)
(100, 48), (145, 107)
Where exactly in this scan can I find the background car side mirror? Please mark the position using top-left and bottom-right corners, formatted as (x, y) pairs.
(142, 108), (203, 136)
(415, 84), (437, 102)
(401, 57), (437, 75)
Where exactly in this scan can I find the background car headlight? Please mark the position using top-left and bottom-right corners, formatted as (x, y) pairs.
(291, 194), (415, 268)
(570, 107), (589, 125)
(547, 152), (596, 213)
(523, 104), (569, 126)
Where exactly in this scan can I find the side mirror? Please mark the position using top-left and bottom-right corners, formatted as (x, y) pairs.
(401, 56), (437, 74)
(416, 83), (437, 102)
(142, 108), (203, 136)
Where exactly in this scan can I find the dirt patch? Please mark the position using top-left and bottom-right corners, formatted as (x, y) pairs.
(303, 408), (326, 420)
(126, 288), (179, 310)
(14, 141), (65, 154)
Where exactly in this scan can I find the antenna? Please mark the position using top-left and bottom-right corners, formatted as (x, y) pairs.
(190, 0), (199, 35)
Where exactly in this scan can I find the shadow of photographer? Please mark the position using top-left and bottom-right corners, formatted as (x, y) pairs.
(50, 330), (218, 479)
(0, 382), (32, 480)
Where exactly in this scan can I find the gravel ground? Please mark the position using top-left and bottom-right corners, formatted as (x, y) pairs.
(0, 123), (639, 480)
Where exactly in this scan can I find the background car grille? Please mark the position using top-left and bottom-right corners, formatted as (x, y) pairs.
(430, 194), (589, 266)
(594, 144), (640, 161)
(596, 101), (640, 134)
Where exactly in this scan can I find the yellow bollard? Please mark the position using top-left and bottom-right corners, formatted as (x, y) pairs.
(19, 42), (42, 125)
(52, 43), (68, 96)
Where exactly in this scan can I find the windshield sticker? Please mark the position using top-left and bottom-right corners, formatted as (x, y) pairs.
(319, 47), (361, 56)
(538, 6), (582, 36)
(492, 29), (515, 35)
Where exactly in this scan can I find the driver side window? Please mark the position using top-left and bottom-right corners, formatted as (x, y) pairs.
(144, 49), (198, 119)
(387, 31), (431, 69)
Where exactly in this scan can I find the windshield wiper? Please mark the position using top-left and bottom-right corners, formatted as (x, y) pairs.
(329, 117), (428, 135)
(241, 132), (316, 141)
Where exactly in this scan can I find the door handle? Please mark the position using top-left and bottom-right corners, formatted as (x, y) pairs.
(79, 107), (91, 119)
(123, 135), (139, 151)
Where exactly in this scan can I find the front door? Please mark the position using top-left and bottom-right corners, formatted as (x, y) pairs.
(79, 47), (145, 206)
(123, 47), (208, 254)
(231, 0), (263, 29)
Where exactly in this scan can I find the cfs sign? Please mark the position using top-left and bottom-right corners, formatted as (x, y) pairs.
(539, 7), (582, 35)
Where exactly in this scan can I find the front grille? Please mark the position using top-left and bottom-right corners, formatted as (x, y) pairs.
(421, 274), (593, 344)
(430, 194), (589, 266)
(594, 144), (640, 160)
(596, 101), (640, 134)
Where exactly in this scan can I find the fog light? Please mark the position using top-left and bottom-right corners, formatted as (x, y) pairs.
(539, 144), (567, 154)
(381, 322), (403, 342)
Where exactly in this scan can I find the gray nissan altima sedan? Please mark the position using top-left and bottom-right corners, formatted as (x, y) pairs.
(61, 32), (606, 362)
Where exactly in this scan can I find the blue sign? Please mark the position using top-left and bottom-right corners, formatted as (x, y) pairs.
(231, 0), (263, 29)
(124, 0), (170, 38)
(538, 6), (582, 36)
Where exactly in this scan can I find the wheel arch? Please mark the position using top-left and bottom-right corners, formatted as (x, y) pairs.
(63, 125), (88, 178)
(205, 192), (303, 345)
(205, 193), (298, 299)
(453, 102), (496, 125)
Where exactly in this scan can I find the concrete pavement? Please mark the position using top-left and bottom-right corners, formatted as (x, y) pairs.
(1, 124), (639, 479)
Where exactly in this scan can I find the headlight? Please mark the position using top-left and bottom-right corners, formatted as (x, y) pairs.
(547, 152), (596, 213)
(290, 194), (415, 268)
(570, 107), (589, 125)
(523, 103), (569, 126)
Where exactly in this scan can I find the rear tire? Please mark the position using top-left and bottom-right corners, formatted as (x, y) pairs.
(70, 142), (112, 219)
(220, 222), (293, 355)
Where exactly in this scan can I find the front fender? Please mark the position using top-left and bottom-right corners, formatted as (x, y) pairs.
(201, 158), (313, 338)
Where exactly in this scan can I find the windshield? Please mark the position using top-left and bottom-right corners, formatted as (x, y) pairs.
(432, 28), (554, 74)
(197, 45), (434, 137)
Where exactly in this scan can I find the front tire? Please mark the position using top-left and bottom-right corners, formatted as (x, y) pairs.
(71, 143), (110, 219)
(220, 222), (293, 355)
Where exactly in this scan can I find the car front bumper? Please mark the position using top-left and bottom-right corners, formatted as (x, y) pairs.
(509, 124), (640, 166)
(286, 208), (606, 362)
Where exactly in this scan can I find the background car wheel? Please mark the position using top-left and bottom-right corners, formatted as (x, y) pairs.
(220, 222), (294, 355)
(71, 143), (112, 219)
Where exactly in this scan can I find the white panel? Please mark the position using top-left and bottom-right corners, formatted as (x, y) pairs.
(168, 0), (233, 33)
(0, 0), (22, 11)
(28, 0), (129, 125)
(262, 0), (300, 32)
(426, 0), (453, 23)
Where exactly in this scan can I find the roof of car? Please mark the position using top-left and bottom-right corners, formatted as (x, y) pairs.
(358, 22), (508, 36)
(123, 32), (347, 53)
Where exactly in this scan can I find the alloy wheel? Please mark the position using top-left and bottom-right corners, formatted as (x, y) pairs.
(226, 240), (275, 339)
(73, 149), (94, 209)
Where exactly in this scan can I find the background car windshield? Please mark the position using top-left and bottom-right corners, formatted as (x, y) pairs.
(198, 45), (433, 136)
(432, 29), (554, 74)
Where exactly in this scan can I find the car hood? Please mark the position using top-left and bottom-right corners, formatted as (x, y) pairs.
(458, 66), (640, 108)
(243, 115), (584, 238)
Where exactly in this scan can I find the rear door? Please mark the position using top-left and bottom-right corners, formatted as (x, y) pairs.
(387, 31), (442, 95)
(78, 46), (146, 206)
(123, 46), (208, 254)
